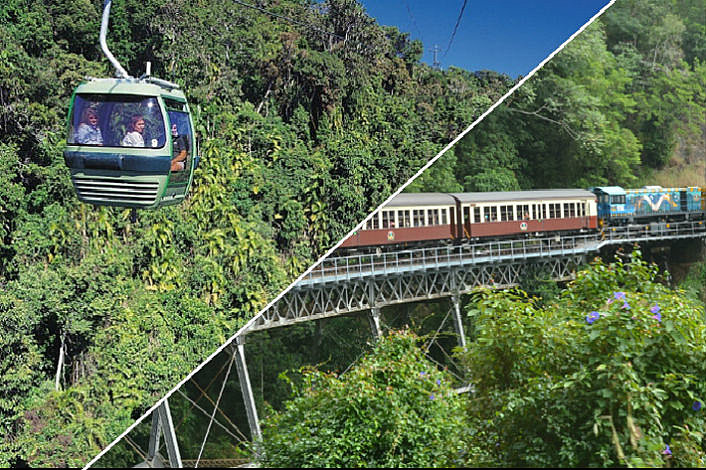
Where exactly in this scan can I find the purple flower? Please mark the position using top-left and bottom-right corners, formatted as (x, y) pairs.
(662, 444), (671, 455)
(586, 311), (600, 325)
(693, 401), (702, 411)
(607, 291), (626, 304)
(622, 301), (630, 310)
(436, 378), (441, 386)
(429, 394), (435, 400)
(419, 371), (427, 377)
(650, 303), (661, 314)
(652, 311), (662, 322)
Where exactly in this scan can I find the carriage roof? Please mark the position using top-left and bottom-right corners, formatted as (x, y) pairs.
(451, 189), (595, 203)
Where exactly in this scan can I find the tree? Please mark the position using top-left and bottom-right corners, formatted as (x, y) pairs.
(461, 252), (706, 467)
(255, 330), (471, 467)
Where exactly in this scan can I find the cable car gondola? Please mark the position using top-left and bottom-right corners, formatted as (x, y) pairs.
(64, 0), (198, 209)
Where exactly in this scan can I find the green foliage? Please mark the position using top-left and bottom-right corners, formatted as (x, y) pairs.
(461, 253), (706, 467)
(680, 258), (706, 305)
(449, 1), (705, 191)
(2, 0), (703, 465)
(0, 0), (515, 465)
(256, 330), (470, 467)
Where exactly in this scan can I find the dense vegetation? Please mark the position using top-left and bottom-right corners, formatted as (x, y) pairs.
(252, 1), (706, 466)
(1, 0), (704, 466)
(411, 0), (706, 193)
(259, 253), (706, 467)
(257, 329), (469, 467)
(462, 253), (706, 467)
(0, 0), (513, 466)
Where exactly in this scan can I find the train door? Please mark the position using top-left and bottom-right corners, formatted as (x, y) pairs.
(448, 206), (456, 239)
(680, 190), (688, 213)
(462, 205), (471, 238)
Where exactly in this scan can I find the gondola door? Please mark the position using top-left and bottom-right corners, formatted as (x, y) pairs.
(164, 99), (195, 202)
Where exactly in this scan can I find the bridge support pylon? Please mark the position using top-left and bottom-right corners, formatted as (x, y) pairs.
(368, 307), (383, 338)
(234, 337), (261, 442)
(145, 399), (182, 468)
(450, 294), (467, 350)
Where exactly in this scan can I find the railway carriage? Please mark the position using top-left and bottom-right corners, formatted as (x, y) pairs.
(339, 185), (702, 252)
(453, 189), (597, 240)
(340, 193), (457, 249)
(340, 189), (598, 249)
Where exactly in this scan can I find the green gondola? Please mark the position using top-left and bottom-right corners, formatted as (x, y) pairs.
(64, 79), (198, 208)
(64, 0), (198, 209)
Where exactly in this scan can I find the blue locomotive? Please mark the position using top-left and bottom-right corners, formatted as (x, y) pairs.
(592, 186), (704, 225)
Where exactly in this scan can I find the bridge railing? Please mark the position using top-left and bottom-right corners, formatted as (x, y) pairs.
(301, 220), (705, 285)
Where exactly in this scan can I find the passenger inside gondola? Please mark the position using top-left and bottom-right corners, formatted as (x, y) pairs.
(170, 123), (187, 171)
(122, 115), (146, 147)
(74, 108), (103, 145)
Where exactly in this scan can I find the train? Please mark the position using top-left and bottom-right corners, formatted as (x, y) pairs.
(340, 186), (705, 250)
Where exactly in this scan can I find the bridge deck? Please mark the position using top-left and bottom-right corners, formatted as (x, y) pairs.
(246, 221), (705, 332)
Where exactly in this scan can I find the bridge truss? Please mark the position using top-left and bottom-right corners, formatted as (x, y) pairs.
(138, 221), (705, 466)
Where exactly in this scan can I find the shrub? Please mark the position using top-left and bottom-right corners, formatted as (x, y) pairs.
(461, 252), (706, 467)
(256, 330), (473, 467)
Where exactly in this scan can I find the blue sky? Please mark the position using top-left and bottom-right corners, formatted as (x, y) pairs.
(360, 0), (612, 77)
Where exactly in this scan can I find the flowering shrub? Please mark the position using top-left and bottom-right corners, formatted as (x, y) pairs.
(255, 330), (471, 467)
(461, 252), (706, 467)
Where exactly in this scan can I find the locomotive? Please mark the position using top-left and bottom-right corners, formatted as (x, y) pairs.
(340, 186), (705, 250)
(592, 186), (703, 224)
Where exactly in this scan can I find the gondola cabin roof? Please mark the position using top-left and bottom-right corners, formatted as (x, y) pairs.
(73, 78), (186, 100)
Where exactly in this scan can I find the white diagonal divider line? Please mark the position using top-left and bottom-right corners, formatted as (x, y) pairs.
(83, 1), (616, 467)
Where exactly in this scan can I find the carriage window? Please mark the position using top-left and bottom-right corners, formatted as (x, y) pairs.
(68, 94), (166, 149)
(519, 205), (530, 220)
(474, 207), (481, 223)
(428, 209), (440, 225)
(441, 208), (448, 225)
(381, 210), (393, 229)
(399, 210), (411, 228)
(580, 203), (586, 217)
(500, 205), (514, 222)
(463, 207), (471, 224)
(487, 206), (498, 222)
(371, 213), (380, 229)
(413, 209), (425, 227)
(549, 203), (561, 219)
(611, 195), (626, 205)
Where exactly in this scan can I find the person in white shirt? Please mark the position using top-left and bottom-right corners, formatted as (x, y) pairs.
(121, 115), (146, 147)
(75, 108), (103, 145)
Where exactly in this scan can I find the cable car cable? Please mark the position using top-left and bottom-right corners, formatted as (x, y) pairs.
(444, 0), (469, 57)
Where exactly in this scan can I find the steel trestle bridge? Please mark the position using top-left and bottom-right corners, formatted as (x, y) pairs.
(248, 220), (706, 332)
(142, 220), (705, 467)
